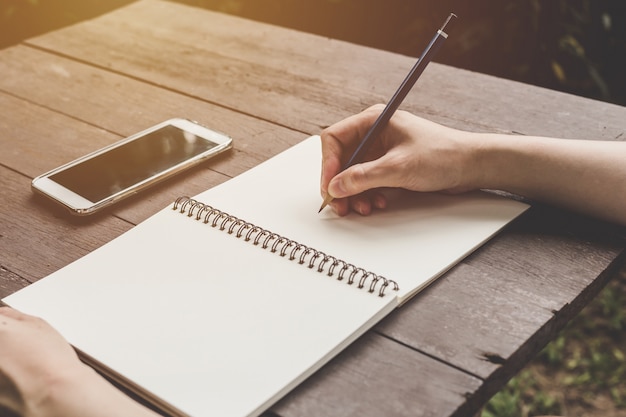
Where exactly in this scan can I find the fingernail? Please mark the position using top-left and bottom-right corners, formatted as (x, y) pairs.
(355, 201), (370, 216)
(374, 195), (387, 210)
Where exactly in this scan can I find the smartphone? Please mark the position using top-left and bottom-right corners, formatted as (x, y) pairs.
(32, 118), (233, 215)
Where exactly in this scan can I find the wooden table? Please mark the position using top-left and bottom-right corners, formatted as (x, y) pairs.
(1, 1), (624, 416)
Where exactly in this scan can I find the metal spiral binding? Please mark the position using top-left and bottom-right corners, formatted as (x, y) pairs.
(172, 196), (399, 297)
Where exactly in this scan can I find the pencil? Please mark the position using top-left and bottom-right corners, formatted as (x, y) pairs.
(319, 13), (457, 213)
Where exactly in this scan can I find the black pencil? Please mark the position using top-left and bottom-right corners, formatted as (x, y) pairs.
(319, 12), (457, 213)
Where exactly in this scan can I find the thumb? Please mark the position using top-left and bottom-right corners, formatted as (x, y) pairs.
(328, 158), (399, 198)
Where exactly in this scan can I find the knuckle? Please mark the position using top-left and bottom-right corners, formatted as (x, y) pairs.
(346, 165), (369, 191)
(366, 103), (386, 113)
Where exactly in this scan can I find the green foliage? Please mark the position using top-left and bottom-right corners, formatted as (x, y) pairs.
(483, 269), (626, 416)
(482, 370), (562, 417)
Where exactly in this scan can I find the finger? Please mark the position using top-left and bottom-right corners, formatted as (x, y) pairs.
(329, 197), (350, 217)
(320, 106), (385, 195)
(350, 190), (388, 216)
(328, 152), (404, 198)
(349, 194), (374, 216)
(371, 191), (388, 210)
(322, 105), (385, 154)
(320, 124), (360, 195)
(320, 144), (341, 197)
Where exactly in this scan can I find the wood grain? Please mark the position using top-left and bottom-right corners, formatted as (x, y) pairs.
(0, 45), (305, 223)
(0, 266), (30, 300)
(272, 333), (482, 417)
(0, 164), (131, 283)
(24, 0), (626, 140)
(0, 45), (305, 174)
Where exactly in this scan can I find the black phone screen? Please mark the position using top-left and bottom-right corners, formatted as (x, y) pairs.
(50, 125), (219, 202)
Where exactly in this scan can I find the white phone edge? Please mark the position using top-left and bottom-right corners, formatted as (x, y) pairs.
(31, 118), (233, 216)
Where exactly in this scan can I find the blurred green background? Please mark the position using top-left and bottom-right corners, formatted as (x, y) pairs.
(1, 1), (625, 416)
(1, 0), (625, 105)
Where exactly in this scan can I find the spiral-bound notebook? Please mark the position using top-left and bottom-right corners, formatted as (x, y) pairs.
(4, 135), (528, 417)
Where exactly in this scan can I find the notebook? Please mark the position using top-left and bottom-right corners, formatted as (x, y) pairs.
(4, 135), (528, 417)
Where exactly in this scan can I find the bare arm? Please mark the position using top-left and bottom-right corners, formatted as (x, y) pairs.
(320, 105), (626, 225)
(475, 134), (626, 226)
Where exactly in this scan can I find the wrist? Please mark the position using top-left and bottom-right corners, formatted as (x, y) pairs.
(24, 364), (157, 417)
(465, 132), (521, 192)
(22, 364), (93, 417)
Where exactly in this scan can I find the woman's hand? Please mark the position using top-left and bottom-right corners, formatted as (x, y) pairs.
(320, 105), (476, 216)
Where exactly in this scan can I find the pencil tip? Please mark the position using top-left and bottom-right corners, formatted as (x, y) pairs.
(318, 195), (333, 213)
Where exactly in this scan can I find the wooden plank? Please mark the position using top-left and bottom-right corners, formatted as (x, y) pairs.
(0, 93), (123, 179)
(0, 46), (306, 223)
(22, 1), (402, 134)
(0, 266), (30, 300)
(376, 206), (625, 408)
(0, 164), (131, 285)
(24, 0), (626, 140)
(272, 333), (482, 417)
(0, 45), (305, 177)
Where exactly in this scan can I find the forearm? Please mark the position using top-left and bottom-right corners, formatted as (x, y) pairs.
(472, 133), (626, 226)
